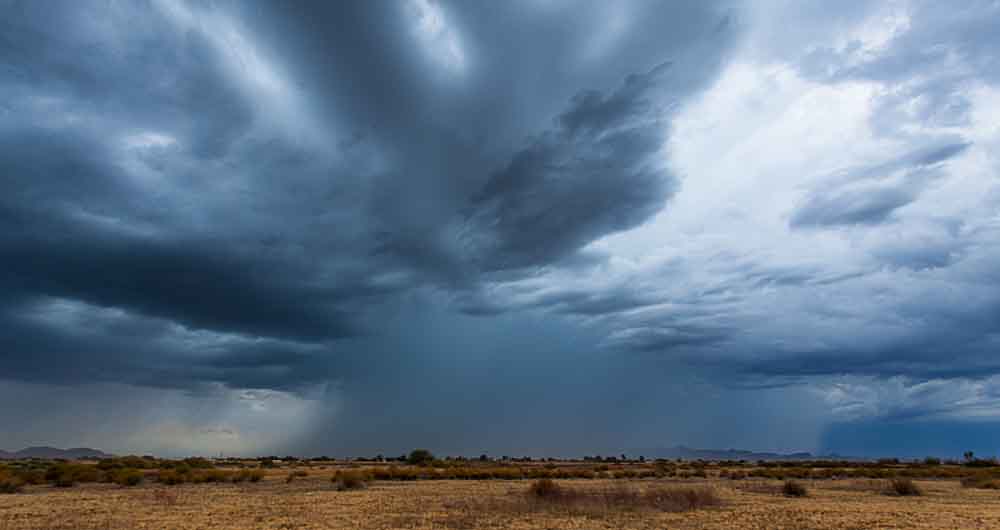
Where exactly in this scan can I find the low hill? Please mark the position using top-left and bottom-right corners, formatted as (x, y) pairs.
(0, 446), (112, 460)
(629, 445), (848, 461)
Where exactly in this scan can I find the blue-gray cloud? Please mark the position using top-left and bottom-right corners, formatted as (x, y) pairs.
(462, 62), (677, 270)
(790, 140), (970, 228)
(0, 0), (736, 393)
(4, 0), (1000, 457)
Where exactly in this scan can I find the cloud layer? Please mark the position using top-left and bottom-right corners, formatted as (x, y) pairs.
(2, 0), (1000, 457)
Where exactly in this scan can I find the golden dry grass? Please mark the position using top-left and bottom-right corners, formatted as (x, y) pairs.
(2, 472), (1000, 529)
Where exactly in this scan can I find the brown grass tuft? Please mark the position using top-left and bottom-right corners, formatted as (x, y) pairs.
(333, 470), (371, 491)
(886, 478), (922, 496)
(527, 478), (562, 499)
(523, 479), (721, 513)
(0, 478), (24, 494)
(962, 475), (1000, 489)
(782, 480), (808, 497)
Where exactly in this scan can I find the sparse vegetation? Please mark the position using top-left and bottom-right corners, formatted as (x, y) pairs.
(962, 474), (1000, 489)
(782, 480), (808, 497)
(333, 470), (371, 491)
(527, 478), (562, 498)
(4, 456), (1000, 529)
(523, 479), (721, 513)
(406, 449), (435, 466)
(0, 477), (24, 494)
(111, 469), (144, 487)
(232, 469), (265, 483)
(886, 478), (922, 496)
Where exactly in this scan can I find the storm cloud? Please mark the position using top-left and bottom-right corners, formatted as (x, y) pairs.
(3, 0), (1000, 458)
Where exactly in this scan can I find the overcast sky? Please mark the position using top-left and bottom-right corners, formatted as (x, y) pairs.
(3, 0), (1000, 458)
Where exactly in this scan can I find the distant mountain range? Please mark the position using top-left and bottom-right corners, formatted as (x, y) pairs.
(629, 445), (849, 461)
(0, 446), (112, 460)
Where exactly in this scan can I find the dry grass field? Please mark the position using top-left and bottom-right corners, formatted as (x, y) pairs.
(3, 463), (1000, 530)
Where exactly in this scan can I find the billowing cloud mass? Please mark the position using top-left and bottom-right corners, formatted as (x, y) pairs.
(2, 0), (1000, 458)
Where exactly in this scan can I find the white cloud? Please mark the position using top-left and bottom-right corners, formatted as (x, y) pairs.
(407, 0), (467, 75)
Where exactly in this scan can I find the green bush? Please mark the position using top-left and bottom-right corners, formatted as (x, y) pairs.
(407, 449), (435, 466)
(112, 469), (144, 487)
(44, 463), (102, 487)
(157, 470), (184, 486)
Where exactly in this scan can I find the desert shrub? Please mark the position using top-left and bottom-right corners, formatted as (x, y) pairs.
(96, 459), (119, 471)
(112, 469), (144, 487)
(333, 470), (371, 491)
(12, 469), (45, 485)
(232, 469), (264, 483)
(53, 476), (76, 488)
(0, 478), (24, 494)
(782, 480), (808, 497)
(528, 478), (562, 499)
(44, 463), (101, 486)
(525, 481), (720, 513)
(285, 470), (307, 483)
(886, 478), (922, 496)
(157, 470), (185, 486)
(923, 457), (941, 466)
(190, 469), (231, 483)
(371, 466), (418, 481)
(642, 485), (721, 512)
(98, 456), (153, 471)
(182, 457), (214, 469)
(407, 449), (435, 466)
(961, 475), (1000, 489)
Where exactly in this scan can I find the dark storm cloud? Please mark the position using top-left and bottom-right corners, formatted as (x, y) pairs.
(0, 293), (338, 391)
(0, 0), (739, 395)
(462, 63), (677, 270)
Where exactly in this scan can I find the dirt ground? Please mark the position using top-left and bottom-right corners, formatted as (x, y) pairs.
(2, 476), (999, 530)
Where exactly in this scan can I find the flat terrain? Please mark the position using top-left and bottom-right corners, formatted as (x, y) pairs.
(3, 474), (1000, 529)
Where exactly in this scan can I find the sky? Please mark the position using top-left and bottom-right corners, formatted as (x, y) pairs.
(2, 0), (1000, 459)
